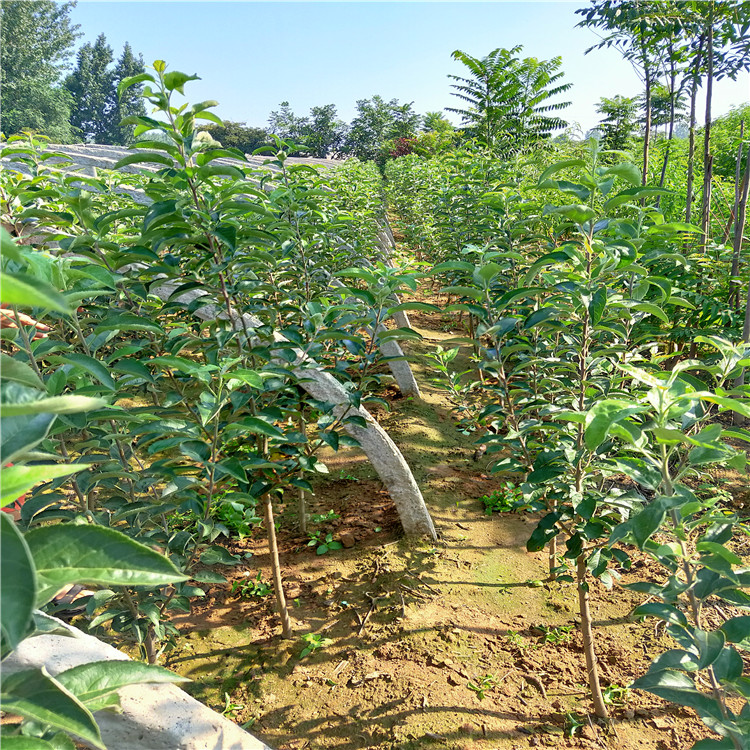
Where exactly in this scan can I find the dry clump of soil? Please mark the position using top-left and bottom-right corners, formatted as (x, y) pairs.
(159, 289), (744, 750)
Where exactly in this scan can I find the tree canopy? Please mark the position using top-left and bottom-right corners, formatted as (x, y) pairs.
(447, 46), (571, 154)
(0, 0), (80, 141)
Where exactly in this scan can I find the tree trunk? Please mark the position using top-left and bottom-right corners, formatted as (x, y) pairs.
(700, 18), (714, 253)
(686, 37), (704, 226)
(263, 492), (293, 639)
(730, 122), (747, 308)
(642, 69), (652, 187)
(656, 55), (678, 207)
(577, 555), (608, 720)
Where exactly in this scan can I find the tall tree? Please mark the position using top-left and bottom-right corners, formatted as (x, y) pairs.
(0, 0), (80, 141)
(595, 95), (638, 151)
(108, 43), (146, 144)
(65, 34), (114, 143)
(447, 46), (571, 154)
(202, 121), (271, 154)
(576, 1), (675, 186)
(301, 104), (347, 158)
(65, 36), (146, 144)
(344, 96), (420, 161)
(267, 101), (307, 143)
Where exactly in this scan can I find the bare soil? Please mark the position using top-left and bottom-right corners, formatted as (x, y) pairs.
(159, 291), (747, 750)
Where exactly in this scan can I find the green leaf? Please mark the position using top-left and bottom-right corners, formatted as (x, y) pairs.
(601, 162), (641, 186)
(720, 616), (750, 647)
(113, 152), (175, 170)
(0, 354), (44, 389)
(1, 738), (58, 749)
(1, 395), (105, 417)
(195, 164), (244, 181)
(1, 668), (103, 748)
(584, 399), (645, 450)
(53, 353), (115, 392)
(538, 159), (586, 183)
(604, 187), (671, 210)
(634, 602), (688, 628)
(241, 417), (285, 439)
(95, 314), (163, 334)
(25, 525), (187, 606)
(632, 302), (669, 324)
(630, 500), (667, 548)
(544, 204), (596, 225)
(0, 272), (71, 314)
(696, 542), (743, 566)
(1, 513), (35, 650)
(589, 287), (606, 327)
(1, 464), (90, 507)
(55, 661), (188, 712)
(117, 72), (154, 99)
(163, 71), (200, 93)
(631, 669), (724, 723)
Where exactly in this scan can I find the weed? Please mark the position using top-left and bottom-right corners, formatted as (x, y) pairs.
(299, 633), (334, 659)
(231, 572), (272, 598)
(602, 683), (631, 706)
(480, 482), (523, 515)
(310, 509), (341, 524)
(307, 531), (343, 555)
(337, 469), (360, 482)
(538, 624), (574, 645)
(221, 692), (245, 719)
(466, 674), (498, 700)
(505, 630), (533, 651)
(563, 712), (585, 738)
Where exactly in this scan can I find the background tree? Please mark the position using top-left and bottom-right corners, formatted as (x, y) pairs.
(422, 111), (454, 134)
(107, 42), (146, 144)
(595, 94), (638, 151)
(202, 120), (272, 154)
(301, 104), (348, 158)
(65, 33), (114, 142)
(577, 1), (675, 185)
(267, 101), (307, 143)
(344, 95), (420, 161)
(65, 36), (146, 144)
(447, 46), (571, 154)
(0, 0), (80, 142)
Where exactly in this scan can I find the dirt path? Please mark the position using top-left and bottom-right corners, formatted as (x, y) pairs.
(161, 299), (717, 750)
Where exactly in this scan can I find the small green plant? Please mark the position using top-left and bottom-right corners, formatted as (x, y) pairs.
(467, 674), (498, 700)
(221, 691), (245, 718)
(602, 683), (631, 706)
(299, 633), (334, 658)
(231, 572), (272, 598)
(505, 630), (532, 651)
(337, 469), (360, 482)
(310, 509), (341, 524)
(307, 531), (343, 555)
(480, 482), (523, 515)
(215, 498), (262, 539)
(563, 712), (585, 738)
(538, 624), (575, 645)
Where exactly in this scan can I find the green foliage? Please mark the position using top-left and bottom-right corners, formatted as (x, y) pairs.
(594, 95), (639, 152)
(467, 674), (498, 700)
(345, 95), (421, 162)
(231, 572), (272, 598)
(299, 632), (333, 659)
(386, 133), (750, 734)
(479, 483), (522, 515)
(0, 0), (80, 141)
(447, 46), (571, 154)
(202, 120), (272, 155)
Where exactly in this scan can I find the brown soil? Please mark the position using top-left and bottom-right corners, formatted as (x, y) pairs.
(159, 290), (744, 750)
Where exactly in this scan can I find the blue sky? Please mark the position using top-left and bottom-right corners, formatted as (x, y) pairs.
(68, 1), (750, 134)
